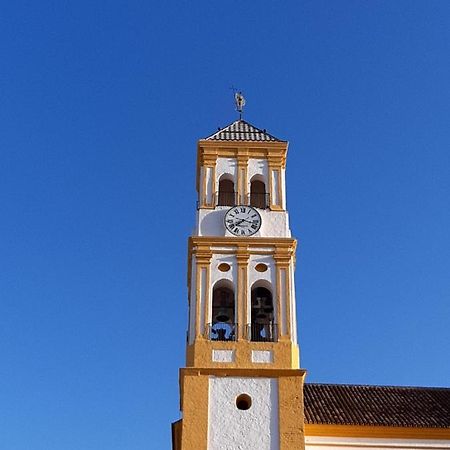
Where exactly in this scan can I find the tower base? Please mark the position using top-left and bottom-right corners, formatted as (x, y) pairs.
(173, 367), (306, 450)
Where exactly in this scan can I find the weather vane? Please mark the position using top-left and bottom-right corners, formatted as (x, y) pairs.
(234, 91), (246, 119)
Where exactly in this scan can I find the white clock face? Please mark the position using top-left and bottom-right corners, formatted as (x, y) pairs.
(224, 206), (262, 236)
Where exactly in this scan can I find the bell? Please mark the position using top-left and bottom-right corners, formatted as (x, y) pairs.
(214, 307), (231, 323)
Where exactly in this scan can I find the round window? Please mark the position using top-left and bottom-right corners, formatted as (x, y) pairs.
(236, 394), (252, 410)
(255, 263), (268, 272)
(218, 263), (231, 272)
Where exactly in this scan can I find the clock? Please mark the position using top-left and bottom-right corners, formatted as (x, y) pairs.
(224, 205), (262, 236)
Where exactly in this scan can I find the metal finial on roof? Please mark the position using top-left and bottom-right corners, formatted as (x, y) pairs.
(234, 91), (246, 119)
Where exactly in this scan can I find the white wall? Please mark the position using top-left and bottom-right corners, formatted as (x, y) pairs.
(208, 377), (279, 450)
(248, 158), (269, 187)
(196, 208), (291, 237)
(216, 157), (237, 182)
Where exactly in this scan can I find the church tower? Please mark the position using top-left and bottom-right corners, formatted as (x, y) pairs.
(172, 114), (306, 450)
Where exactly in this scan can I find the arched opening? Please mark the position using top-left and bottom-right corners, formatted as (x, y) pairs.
(250, 285), (276, 342)
(250, 179), (268, 209)
(217, 177), (235, 206)
(210, 282), (236, 341)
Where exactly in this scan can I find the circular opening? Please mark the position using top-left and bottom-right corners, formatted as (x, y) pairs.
(236, 394), (252, 410)
(255, 263), (268, 272)
(218, 263), (231, 272)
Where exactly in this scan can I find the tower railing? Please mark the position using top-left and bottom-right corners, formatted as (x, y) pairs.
(216, 191), (238, 207)
(247, 322), (278, 342)
(206, 323), (237, 341)
(197, 192), (270, 209)
(247, 192), (270, 209)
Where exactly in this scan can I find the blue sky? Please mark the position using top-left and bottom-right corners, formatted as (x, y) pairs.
(1, 1), (449, 449)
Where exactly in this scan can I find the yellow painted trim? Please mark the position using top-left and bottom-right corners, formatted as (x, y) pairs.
(279, 374), (306, 449)
(195, 263), (201, 338)
(200, 164), (216, 208)
(181, 367), (306, 378)
(268, 167), (274, 209)
(236, 246), (249, 340)
(304, 424), (450, 440)
(179, 370), (209, 449)
(285, 265), (291, 338)
(275, 263), (282, 338)
(204, 264), (211, 332)
(277, 169), (283, 209)
(270, 204), (285, 211)
(194, 247), (212, 338)
(236, 154), (248, 204)
(196, 140), (288, 195)
(189, 236), (297, 251)
(186, 339), (301, 370)
(211, 164), (216, 206)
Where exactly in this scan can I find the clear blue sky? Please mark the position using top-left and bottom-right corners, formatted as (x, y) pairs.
(1, 1), (449, 449)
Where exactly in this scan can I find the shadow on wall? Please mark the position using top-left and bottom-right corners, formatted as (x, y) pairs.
(200, 209), (227, 236)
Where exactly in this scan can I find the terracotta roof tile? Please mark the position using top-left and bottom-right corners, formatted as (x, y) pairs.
(304, 383), (450, 428)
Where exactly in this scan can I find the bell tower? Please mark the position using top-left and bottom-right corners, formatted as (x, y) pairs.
(172, 115), (306, 450)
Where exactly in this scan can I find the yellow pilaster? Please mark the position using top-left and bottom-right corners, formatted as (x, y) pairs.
(179, 370), (209, 450)
(237, 154), (249, 204)
(279, 374), (306, 449)
(236, 245), (249, 340)
(195, 245), (212, 338)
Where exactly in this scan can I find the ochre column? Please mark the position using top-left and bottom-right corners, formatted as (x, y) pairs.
(180, 370), (209, 450)
(278, 373), (306, 450)
(274, 248), (294, 340)
(236, 246), (249, 340)
(268, 154), (284, 211)
(237, 154), (249, 205)
(195, 245), (212, 338)
(199, 152), (217, 208)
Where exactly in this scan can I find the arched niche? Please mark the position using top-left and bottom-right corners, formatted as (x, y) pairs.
(217, 174), (235, 206)
(250, 175), (268, 209)
(210, 279), (236, 341)
(250, 281), (276, 342)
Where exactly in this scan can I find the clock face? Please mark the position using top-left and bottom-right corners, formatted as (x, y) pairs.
(224, 206), (262, 236)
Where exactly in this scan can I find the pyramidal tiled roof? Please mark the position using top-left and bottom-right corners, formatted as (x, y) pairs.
(304, 383), (450, 428)
(204, 119), (284, 142)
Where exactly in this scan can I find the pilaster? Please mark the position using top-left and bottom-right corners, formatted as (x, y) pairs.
(195, 245), (212, 338)
(236, 245), (249, 340)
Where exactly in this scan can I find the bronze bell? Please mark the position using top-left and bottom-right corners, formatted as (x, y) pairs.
(214, 307), (231, 323)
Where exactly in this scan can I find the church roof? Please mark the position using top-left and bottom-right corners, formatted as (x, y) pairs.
(304, 383), (450, 428)
(204, 119), (285, 142)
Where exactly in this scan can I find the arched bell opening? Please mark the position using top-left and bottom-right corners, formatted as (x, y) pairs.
(250, 177), (268, 209)
(217, 175), (236, 206)
(209, 280), (236, 341)
(250, 284), (276, 342)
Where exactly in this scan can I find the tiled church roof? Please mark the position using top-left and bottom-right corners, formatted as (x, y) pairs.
(204, 119), (284, 142)
(304, 383), (450, 428)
